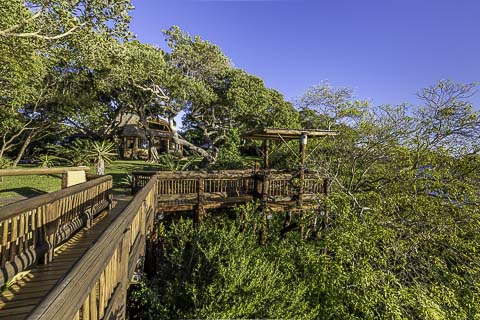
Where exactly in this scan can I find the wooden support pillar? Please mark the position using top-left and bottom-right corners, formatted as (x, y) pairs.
(298, 133), (307, 207)
(40, 203), (56, 264)
(121, 137), (126, 159)
(263, 140), (270, 169)
(133, 137), (139, 159)
(144, 227), (159, 279)
(195, 177), (205, 224)
(259, 172), (269, 245)
(61, 171), (67, 189)
(281, 211), (292, 239)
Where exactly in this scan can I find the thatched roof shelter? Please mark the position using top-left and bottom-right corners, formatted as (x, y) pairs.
(119, 124), (173, 139)
(242, 128), (338, 141)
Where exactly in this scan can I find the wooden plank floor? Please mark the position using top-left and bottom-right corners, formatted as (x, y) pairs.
(0, 196), (131, 320)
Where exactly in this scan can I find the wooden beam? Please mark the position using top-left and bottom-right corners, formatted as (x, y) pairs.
(0, 167), (89, 177)
(242, 128), (339, 141)
(263, 140), (270, 169)
(298, 133), (307, 207)
(0, 175), (112, 221)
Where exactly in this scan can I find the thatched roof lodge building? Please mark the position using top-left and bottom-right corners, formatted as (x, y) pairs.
(117, 114), (181, 160)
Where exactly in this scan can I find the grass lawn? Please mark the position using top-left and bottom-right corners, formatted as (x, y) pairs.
(0, 160), (167, 200)
(0, 174), (63, 198)
(0, 156), (261, 201)
(104, 160), (168, 194)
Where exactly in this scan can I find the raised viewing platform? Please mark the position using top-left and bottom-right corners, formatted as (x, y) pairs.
(0, 166), (328, 319)
(133, 169), (328, 215)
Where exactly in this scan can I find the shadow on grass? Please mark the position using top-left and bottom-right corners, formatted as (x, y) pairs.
(108, 173), (132, 196)
(0, 187), (49, 198)
(114, 164), (165, 172)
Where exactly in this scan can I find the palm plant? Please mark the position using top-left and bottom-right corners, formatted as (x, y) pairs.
(50, 139), (91, 166)
(38, 154), (64, 168)
(87, 141), (117, 175)
(0, 156), (11, 182)
(157, 154), (197, 171)
(0, 156), (11, 169)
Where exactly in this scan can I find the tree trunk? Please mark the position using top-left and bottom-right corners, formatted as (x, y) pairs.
(0, 135), (7, 159)
(168, 118), (216, 163)
(12, 131), (34, 167)
(149, 146), (159, 162)
(97, 158), (105, 175)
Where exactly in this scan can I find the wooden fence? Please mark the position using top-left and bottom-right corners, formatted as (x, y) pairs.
(30, 173), (158, 320)
(0, 167), (91, 189)
(0, 175), (112, 287)
(6, 170), (327, 319)
(132, 170), (327, 206)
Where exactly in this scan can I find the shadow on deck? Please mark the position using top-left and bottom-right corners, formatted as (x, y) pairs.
(0, 197), (131, 319)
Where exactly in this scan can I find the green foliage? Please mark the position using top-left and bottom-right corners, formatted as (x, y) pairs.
(87, 140), (117, 175)
(127, 282), (166, 320)
(0, 156), (11, 169)
(157, 154), (197, 171)
(48, 139), (91, 166)
(0, 0), (133, 41)
(38, 154), (64, 168)
(210, 128), (244, 170)
(130, 80), (480, 319)
(141, 187), (480, 319)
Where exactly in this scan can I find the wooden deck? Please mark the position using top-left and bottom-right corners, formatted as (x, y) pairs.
(0, 197), (130, 319)
(134, 170), (328, 217)
(0, 169), (328, 319)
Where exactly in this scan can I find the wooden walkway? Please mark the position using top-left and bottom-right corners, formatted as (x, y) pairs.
(0, 169), (328, 319)
(0, 197), (131, 319)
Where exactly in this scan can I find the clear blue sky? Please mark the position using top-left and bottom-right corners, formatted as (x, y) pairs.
(130, 0), (480, 106)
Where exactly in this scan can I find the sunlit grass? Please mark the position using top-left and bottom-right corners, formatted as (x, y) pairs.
(0, 156), (261, 200)
(0, 160), (167, 199)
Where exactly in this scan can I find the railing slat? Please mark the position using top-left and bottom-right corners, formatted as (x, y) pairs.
(0, 175), (112, 287)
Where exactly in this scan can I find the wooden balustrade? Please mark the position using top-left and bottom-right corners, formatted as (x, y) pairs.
(30, 174), (158, 320)
(132, 170), (327, 210)
(20, 170), (328, 318)
(0, 167), (90, 177)
(0, 175), (112, 287)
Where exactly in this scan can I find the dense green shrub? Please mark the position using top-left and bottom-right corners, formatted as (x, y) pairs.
(135, 191), (480, 319)
(0, 156), (12, 169)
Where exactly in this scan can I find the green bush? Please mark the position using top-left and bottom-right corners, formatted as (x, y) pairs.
(0, 156), (12, 169)
(136, 193), (480, 319)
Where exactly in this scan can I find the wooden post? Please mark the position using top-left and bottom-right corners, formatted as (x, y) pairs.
(263, 140), (270, 169)
(259, 172), (269, 245)
(195, 177), (205, 224)
(298, 133), (307, 207)
(118, 230), (130, 319)
(61, 171), (67, 189)
(40, 203), (56, 264)
(133, 137), (139, 159)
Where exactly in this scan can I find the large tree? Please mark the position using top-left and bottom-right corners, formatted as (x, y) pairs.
(0, 0), (132, 41)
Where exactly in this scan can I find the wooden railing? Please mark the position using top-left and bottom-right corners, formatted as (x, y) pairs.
(0, 175), (112, 287)
(30, 174), (158, 320)
(0, 167), (91, 189)
(132, 170), (327, 203)
(0, 167), (90, 177)
(18, 170), (327, 319)
(265, 172), (327, 201)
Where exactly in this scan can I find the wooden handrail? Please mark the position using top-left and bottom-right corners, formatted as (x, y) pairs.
(30, 175), (157, 320)
(0, 175), (112, 287)
(0, 166), (89, 177)
(132, 170), (326, 198)
(25, 170), (329, 319)
(0, 175), (111, 221)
